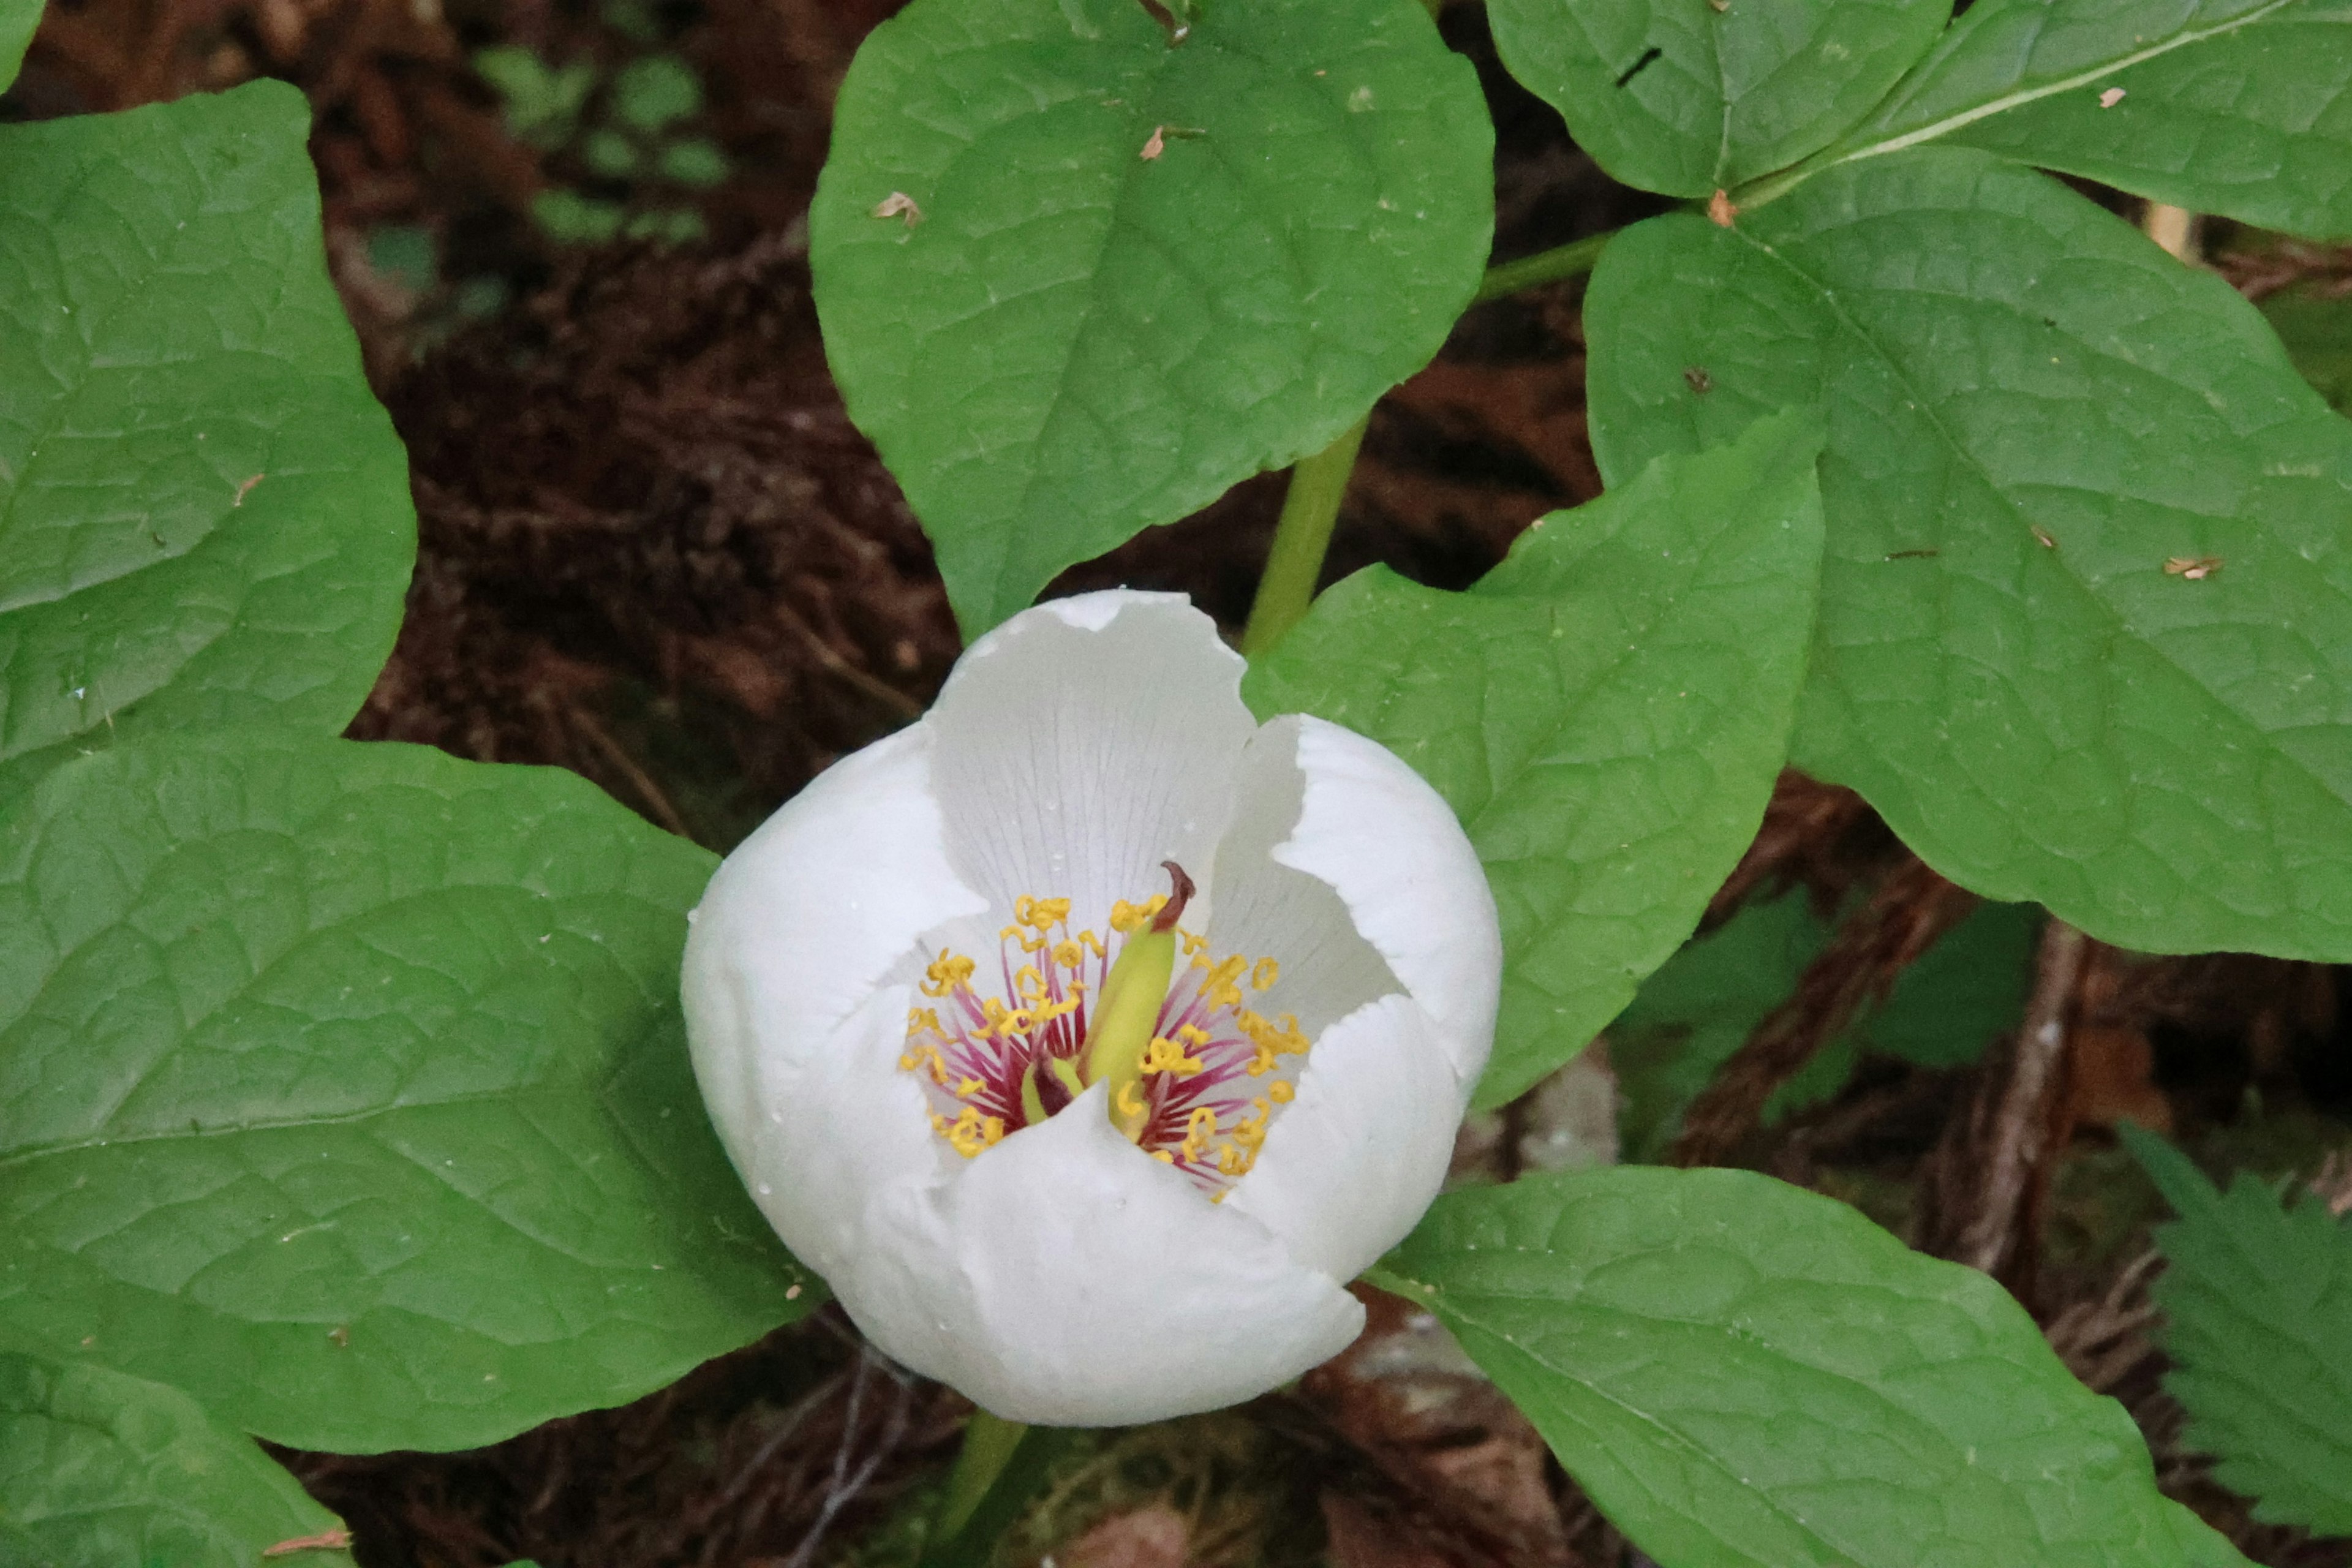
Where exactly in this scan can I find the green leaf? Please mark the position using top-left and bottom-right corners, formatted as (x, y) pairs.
(612, 55), (701, 133)
(1798, 0), (2352, 238)
(0, 83), (417, 805)
(1376, 1166), (2195, 1568)
(1854, 898), (2038, 1069)
(2265, 287), (2352, 414)
(1608, 890), (1829, 1159)
(1586, 147), (2352, 962)
(658, 137), (729, 189)
(810, 0), (1493, 636)
(475, 47), (597, 148)
(0, 729), (811, 1455)
(1487, 0), (1950, 198)
(1247, 412), (1824, 1109)
(0, 1352), (353, 1567)
(1, 0), (36, 95)
(2123, 1125), (2352, 1536)
(1610, 893), (2039, 1158)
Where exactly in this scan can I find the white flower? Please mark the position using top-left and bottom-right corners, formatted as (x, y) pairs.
(681, 590), (1500, 1426)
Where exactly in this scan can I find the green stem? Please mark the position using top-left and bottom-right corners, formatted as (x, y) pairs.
(1474, 231), (1613, 303)
(1240, 416), (1368, 659)
(935, 1409), (1028, 1542)
(921, 1411), (1076, 1568)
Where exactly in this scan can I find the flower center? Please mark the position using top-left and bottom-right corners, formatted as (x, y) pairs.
(900, 864), (1311, 1191)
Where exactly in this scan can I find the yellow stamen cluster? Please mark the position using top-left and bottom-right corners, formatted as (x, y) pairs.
(932, 1104), (1005, 1158)
(1238, 1009), (1310, 1077)
(904, 893), (1112, 1159)
(1108, 894), (1169, 933)
(1139, 1023), (1210, 1077)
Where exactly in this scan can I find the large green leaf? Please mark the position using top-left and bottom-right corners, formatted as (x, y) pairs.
(1787, 0), (2352, 238)
(2266, 287), (2352, 414)
(0, 82), (415, 804)
(1377, 1166), (2196, 1568)
(1586, 148), (2352, 962)
(0, 729), (810, 1454)
(2125, 1126), (2352, 1537)
(810, 0), (1491, 636)
(0, 1352), (353, 1567)
(1487, 0), (1949, 198)
(1247, 412), (1823, 1109)
(1, 0), (36, 94)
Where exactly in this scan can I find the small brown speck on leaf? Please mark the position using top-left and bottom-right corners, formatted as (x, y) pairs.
(1140, 125), (1166, 160)
(871, 192), (922, 227)
(785, 1282), (803, 1300)
(233, 473), (265, 507)
(263, 1528), (353, 1558)
(1708, 189), (1737, 227)
(2032, 525), (2057, 549)
(2099, 87), (2126, 108)
(2165, 555), (2223, 579)
(329, 1325), (350, 1346)
(1683, 366), (1713, 394)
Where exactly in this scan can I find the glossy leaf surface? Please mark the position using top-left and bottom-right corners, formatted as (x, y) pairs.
(0, 731), (810, 1454)
(0, 83), (415, 802)
(811, 0), (1491, 635)
(1588, 148), (2352, 961)
(0, 1352), (353, 1567)
(1488, 0), (1949, 197)
(1248, 413), (1823, 1108)
(1811, 0), (2352, 237)
(1379, 1166), (2196, 1568)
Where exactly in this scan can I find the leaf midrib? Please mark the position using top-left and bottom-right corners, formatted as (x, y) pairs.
(1830, 0), (2307, 175)
(1728, 209), (2352, 826)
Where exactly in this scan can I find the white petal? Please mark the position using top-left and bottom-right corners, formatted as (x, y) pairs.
(744, 986), (949, 1287)
(1205, 716), (1401, 1038)
(682, 724), (981, 1278)
(846, 1085), (1364, 1425)
(1223, 994), (1461, 1281)
(927, 591), (1257, 927)
(1277, 716), (1501, 1085)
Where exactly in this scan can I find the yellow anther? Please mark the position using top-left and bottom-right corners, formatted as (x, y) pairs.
(1115, 1080), (1147, 1119)
(1078, 929), (1107, 958)
(1198, 955), (1248, 1009)
(1152, 1149), (1175, 1164)
(1051, 940), (1084, 969)
(957, 1076), (984, 1097)
(1016, 965), (1048, 1003)
(1251, 957), (1280, 991)
(906, 1006), (943, 1035)
(1178, 930), (1209, 957)
(999, 924), (1050, 954)
(901, 1043), (952, 1085)
(1109, 894), (1167, 934)
(1180, 1106), (1218, 1162)
(1140, 1035), (1204, 1077)
(976, 998), (1013, 1040)
(1174, 1023), (1211, 1047)
(1268, 1080), (1295, 1103)
(942, 1106), (1006, 1158)
(1015, 895), (1071, 932)
(921, 950), (975, 997)
(1234, 1100), (1271, 1150)
(1217, 1144), (1254, 1177)
(1245, 1042), (1279, 1077)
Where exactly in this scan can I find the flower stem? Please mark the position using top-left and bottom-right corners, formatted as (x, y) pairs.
(921, 1409), (1074, 1568)
(1473, 231), (1614, 303)
(1240, 417), (1368, 659)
